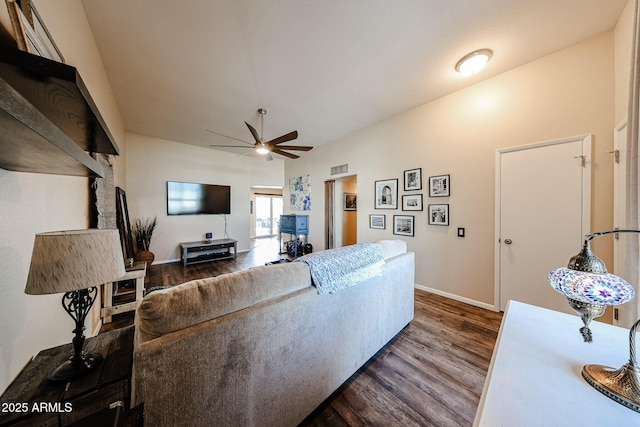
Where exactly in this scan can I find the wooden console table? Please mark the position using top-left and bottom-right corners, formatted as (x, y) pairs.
(474, 300), (637, 426)
(0, 326), (136, 426)
(101, 261), (146, 324)
(180, 238), (237, 267)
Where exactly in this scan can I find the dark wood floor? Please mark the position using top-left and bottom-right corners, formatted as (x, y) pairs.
(299, 291), (502, 427)
(103, 237), (504, 426)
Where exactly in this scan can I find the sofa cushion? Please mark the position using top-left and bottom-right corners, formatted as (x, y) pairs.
(374, 239), (407, 260)
(136, 262), (311, 342)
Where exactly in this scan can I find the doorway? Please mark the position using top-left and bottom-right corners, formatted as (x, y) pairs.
(495, 135), (591, 312)
(326, 175), (358, 249)
(254, 194), (283, 238)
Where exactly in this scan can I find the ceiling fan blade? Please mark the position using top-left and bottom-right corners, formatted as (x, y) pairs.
(206, 129), (253, 146)
(272, 149), (299, 159)
(235, 150), (256, 158)
(266, 130), (298, 146)
(272, 145), (313, 151)
(209, 144), (252, 148)
(245, 121), (261, 143)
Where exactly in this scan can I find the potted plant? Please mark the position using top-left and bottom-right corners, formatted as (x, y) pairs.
(133, 216), (157, 264)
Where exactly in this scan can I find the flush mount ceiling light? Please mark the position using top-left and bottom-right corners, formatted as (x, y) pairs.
(455, 49), (493, 76)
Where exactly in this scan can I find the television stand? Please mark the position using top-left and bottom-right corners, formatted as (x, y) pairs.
(180, 238), (237, 267)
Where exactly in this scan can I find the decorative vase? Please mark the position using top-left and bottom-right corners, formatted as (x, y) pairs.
(134, 250), (155, 265)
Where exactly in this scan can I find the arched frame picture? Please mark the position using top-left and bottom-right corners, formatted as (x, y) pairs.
(374, 179), (398, 209)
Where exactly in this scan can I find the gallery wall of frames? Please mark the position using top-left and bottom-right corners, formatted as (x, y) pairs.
(371, 167), (451, 237)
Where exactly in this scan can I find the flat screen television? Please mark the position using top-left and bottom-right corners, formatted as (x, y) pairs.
(167, 181), (231, 215)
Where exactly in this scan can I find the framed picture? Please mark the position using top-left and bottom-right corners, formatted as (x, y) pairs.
(393, 215), (415, 237)
(429, 174), (450, 197)
(404, 168), (422, 191)
(375, 179), (398, 209)
(344, 193), (357, 211)
(6, 0), (64, 62)
(429, 204), (449, 226)
(402, 194), (423, 211)
(115, 187), (135, 261)
(369, 214), (386, 229)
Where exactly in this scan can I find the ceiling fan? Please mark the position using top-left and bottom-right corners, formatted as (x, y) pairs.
(207, 108), (312, 160)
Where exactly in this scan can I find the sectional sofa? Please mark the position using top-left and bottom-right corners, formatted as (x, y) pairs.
(132, 240), (415, 426)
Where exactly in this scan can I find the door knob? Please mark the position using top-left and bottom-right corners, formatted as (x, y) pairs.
(504, 239), (513, 245)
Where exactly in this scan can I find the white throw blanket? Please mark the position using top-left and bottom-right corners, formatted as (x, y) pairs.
(295, 242), (384, 294)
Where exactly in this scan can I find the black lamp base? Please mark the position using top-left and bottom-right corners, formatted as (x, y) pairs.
(48, 288), (102, 382)
(48, 352), (103, 382)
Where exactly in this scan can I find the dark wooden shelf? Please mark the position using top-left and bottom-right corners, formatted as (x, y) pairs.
(0, 47), (119, 178)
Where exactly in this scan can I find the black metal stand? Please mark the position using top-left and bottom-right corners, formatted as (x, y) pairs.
(48, 287), (103, 382)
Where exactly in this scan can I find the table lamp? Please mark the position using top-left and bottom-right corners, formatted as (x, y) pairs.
(548, 229), (640, 412)
(25, 229), (125, 381)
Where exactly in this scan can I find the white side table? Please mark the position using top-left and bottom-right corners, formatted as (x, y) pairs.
(101, 261), (146, 323)
(474, 300), (638, 426)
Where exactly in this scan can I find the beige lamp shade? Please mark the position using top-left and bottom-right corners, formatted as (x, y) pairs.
(25, 229), (126, 295)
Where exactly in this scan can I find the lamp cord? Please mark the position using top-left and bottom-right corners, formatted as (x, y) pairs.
(630, 320), (640, 368)
(586, 229), (640, 244)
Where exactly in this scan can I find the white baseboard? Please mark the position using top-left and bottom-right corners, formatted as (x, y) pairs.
(414, 284), (499, 312)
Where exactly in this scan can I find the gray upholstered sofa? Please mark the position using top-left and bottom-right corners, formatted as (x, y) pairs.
(132, 240), (415, 427)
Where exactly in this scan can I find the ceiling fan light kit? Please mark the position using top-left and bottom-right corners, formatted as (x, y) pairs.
(208, 108), (312, 160)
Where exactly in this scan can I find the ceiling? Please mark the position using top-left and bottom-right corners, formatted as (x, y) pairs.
(81, 0), (628, 158)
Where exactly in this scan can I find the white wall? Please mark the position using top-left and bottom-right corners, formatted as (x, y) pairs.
(125, 133), (284, 262)
(615, 0), (634, 123)
(0, 0), (125, 391)
(286, 32), (617, 308)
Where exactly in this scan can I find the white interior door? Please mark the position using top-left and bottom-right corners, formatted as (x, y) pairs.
(496, 135), (591, 312)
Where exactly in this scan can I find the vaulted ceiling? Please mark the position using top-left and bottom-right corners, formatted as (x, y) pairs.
(81, 0), (628, 158)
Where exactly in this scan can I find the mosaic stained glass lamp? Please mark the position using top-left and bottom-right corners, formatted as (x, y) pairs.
(25, 229), (125, 381)
(548, 230), (640, 413)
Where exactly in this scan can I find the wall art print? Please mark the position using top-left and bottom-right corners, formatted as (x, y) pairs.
(429, 174), (450, 197)
(370, 214), (386, 229)
(394, 215), (415, 237)
(290, 175), (311, 210)
(344, 193), (357, 211)
(375, 178), (398, 209)
(429, 204), (449, 226)
(404, 168), (422, 191)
